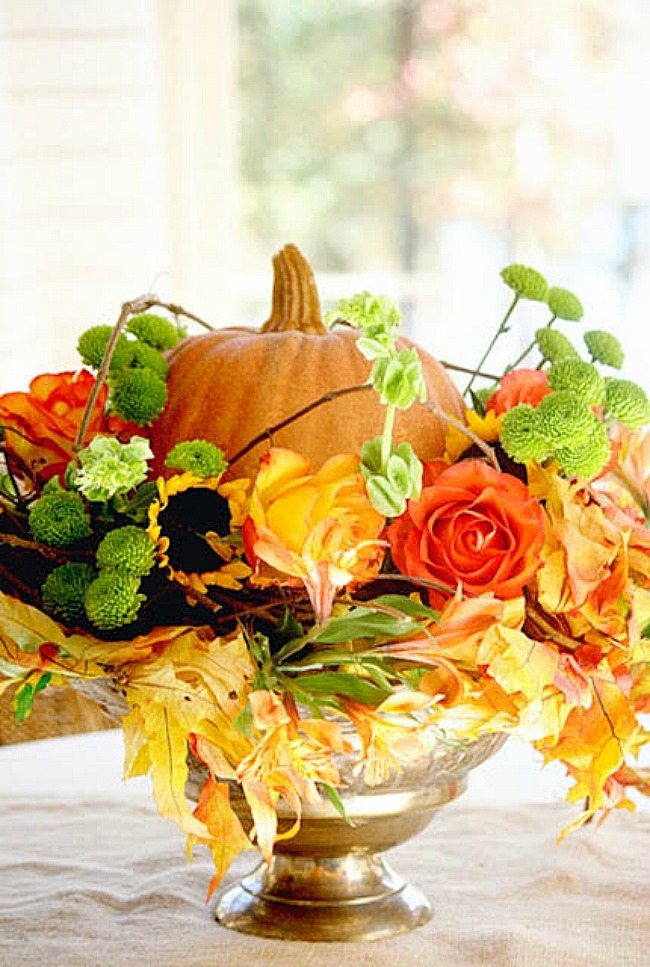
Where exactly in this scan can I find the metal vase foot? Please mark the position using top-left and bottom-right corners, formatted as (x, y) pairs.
(215, 851), (431, 942)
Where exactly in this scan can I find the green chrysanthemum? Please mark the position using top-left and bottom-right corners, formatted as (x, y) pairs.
(41, 562), (97, 625)
(109, 368), (168, 425)
(77, 326), (132, 371)
(546, 287), (584, 321)
(555, 421), (611, 479)
(584, 330), (625, 369)
(547, 359), (604, 407)
(165, 440), (228, 478)
(124, 340), (169, 379)
(535, 328), (580, 364)
(28, 492), (91, 547)
(604, 379), (650, 430)
(74, 435), (153, 502)
(84, 571), (145, 630)
(500, 405), (549, 463)
(127, 313), (184, 351)
(535, 391), (595, 447)
(95, 526), (156, 576)
(500, 264), (548, 301)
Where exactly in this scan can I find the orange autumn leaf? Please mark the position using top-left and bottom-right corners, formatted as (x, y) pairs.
(536, 674), (642, 834)
(188, 777), (252, 900)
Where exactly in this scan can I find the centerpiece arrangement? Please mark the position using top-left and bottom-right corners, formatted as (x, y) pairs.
(0, 245), (648, 941)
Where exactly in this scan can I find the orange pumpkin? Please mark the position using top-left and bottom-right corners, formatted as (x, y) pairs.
(149, 245), (464, 481)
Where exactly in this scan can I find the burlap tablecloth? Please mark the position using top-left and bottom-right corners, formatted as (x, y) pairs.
(0, 790), (646, 967)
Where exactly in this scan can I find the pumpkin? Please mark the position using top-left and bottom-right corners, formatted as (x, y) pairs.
(149, 245), (464, 481)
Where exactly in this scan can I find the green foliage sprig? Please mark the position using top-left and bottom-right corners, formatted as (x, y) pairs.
(326, 292), (424, 516)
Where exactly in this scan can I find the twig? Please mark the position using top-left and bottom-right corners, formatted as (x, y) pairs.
(439, 361), (501, 383)
(72, 295), (215, 456)
(423, 402), (502, 471)
(0, 532), (75, 561)
(228, 383), (374, 468)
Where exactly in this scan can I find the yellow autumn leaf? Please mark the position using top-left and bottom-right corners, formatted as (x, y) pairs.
(122, 628), (255, 729)
(478, 625), (559, 704)
(140, 699), (206, 838)
(0, 592), (105, 679)
(121, 706), (151, 780)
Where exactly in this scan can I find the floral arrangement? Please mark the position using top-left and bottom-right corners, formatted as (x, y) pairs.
(0, 259), (648, 899)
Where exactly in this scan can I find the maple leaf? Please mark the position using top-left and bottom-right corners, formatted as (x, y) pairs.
(478, 624), (559, 705)
(0, 592), (105, 680)
(187, 776), (252, 900)
(536, 673), (642, 835)
(140, 700), (206, 838)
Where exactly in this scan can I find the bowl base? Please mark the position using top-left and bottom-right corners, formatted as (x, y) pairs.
(215, 852), (431, 942)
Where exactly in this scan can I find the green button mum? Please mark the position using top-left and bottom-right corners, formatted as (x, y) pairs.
(28, 492), (91, 548)
(500, 264), (548, 301)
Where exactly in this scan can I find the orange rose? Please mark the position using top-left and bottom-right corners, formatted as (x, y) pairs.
(486, 368), (551, 415)
(0, 370), (133, 483)
(388, 459), (546, 605)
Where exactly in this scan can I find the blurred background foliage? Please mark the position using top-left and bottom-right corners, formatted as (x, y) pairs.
(237, 0), (648, 380)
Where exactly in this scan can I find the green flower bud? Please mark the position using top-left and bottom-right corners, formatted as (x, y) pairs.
(109, 368), (168, 425)
(84, 571), (145, 630)
(555, 422), (611, 479)
(546, 287), (584, 321)
(536, 391), (595, 447)
(74, 435), (153, 502)
(96, 526), (155, 577)
(500, 405), (549, 463)
(371, 348), (426, 409)
(124, 340), (169, 379)
(41, 562), (97, 625)
(126, 313), (184, 351)
(165, 440), (228, 478)
(547, 359), (604, 407)
(535, 328), (580, 364)
(77, 326), (131, 371)
(500, 264), (548, 301)
(28, 492), (91, 547)
(325, 292), (402, 345)
(584, 330), (625, 369)
(364, 475), (408, 518)
(361, 439), (422, 515)
(604, 379), (650, 430)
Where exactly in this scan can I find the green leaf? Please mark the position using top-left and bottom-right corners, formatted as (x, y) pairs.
(34, 671), (52, 695)
(296, 671), (390, 705)
(313, 607), (418, 644)
(13, 682), (35, 721)
(320, 783), (355, 826)
(233, 701), (254, 740)
(370, 594), (439, 620)
(364, 474), (407, 517)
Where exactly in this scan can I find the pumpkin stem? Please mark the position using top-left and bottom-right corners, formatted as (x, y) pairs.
(261, 244), (327, 335)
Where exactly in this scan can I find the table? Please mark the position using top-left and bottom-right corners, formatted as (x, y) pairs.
(0, 731), (647, 967)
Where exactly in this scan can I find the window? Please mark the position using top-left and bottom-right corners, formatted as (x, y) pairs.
(1, 0), (649, 391)
(237, 1), (650, 385)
